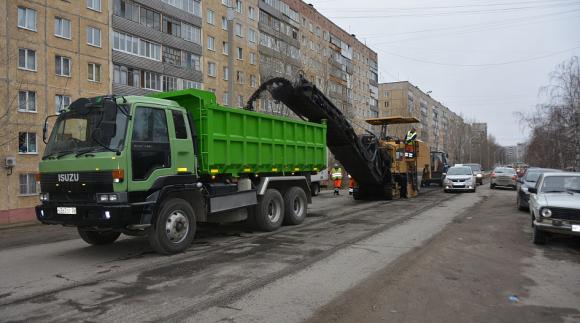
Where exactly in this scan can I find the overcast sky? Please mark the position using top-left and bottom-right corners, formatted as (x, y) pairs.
(310, 0), (580, 146)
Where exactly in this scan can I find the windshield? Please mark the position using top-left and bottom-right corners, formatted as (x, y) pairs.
(447, 167), (472, 175)
(525, 169), (557, 182)
(44, 102), (128, 157)
(540, 176), (580, 193)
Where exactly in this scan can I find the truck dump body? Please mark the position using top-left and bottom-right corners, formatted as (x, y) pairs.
(150, 89), (327, 177)
(246, 77), (390, 188)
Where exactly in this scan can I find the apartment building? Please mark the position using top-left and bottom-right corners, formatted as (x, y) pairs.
(0, 0), (110, 223)
(203, 0), (260, 108)
(111, 0), (204, 96)
(379, 81), (470, 163)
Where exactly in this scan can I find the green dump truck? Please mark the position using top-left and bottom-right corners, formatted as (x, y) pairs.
(35, 89), (326, 254)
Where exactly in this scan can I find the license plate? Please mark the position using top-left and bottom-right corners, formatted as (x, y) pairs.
(572, 225), (580, 232)
(57, 207), (77, 215)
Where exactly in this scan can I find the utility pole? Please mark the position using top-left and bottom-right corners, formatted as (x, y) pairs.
(227, 7), (234, 107)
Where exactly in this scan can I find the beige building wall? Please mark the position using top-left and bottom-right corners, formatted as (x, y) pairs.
(0, 0), (110, 222)
(202, 0), (260, 108)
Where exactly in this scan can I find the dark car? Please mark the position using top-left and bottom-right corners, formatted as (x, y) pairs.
(516, 168), (560, 210)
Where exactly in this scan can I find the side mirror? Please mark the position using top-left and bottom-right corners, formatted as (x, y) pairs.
(43, 115), (58, 144)
(528, 187), (537, 194)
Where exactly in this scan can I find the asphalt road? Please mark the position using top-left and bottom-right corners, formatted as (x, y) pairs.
(0, 185), (578, 322)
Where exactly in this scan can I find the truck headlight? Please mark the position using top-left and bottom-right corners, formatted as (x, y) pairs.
(39, 193), (49, 201)
(541, 208), (552, 218)
(97, 193), (118, 202)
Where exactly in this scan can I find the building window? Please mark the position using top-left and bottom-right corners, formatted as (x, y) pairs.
(162, 0), (201, 16)
(18, 132), (37, 154)
(18, 7), (37, 31)
(19, 174), (38, 195)
(182, 79), (201, 89)
(223, 92), (229, 106)
(163, 75), (178, 92)
(113, 64), (140, 87)
(55, 56), (71, 76)
(207, 62), (216, 77)
(86, 26), (101, 47)
(236, 71), (244, 84)
(236, 47), (243, 60)
(221, 16), (227, 30)
(182, 23), (201, 44)
(250, 52), (256, 65)
(54, 17), (71, 39)
(163, 16), (182, 37)
(223, 66), (228, 81)
(142, 71), (161, 90)
(235, 23), (243, 37)
(183, 52), (201, 71)
(222, 41), (229, 55)
(139, 39), (161, 60)
(250, 74), (257, 88)
(18, 91), (36, 112)
(87, 0), (102, 11)
(140, 6), (161, 31)
(88, 63), (101, 82)
(235, 0), (243, 13)
(248, 6), (256, 20)
(237, 95), (244, 107)
(207, 36), (215, 51)
(248, 28), (256, 43)
(18, 48), (36, 71)
(113, 0), (139, 22)
(113, 31), (139, 55)
(221, 0), (232, 7)
(163, 46), (182, 66)
(207, 9), (215, 25)
(55, 94), (71, 114)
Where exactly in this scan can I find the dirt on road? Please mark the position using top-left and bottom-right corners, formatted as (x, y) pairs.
(306, 188), (580, 323)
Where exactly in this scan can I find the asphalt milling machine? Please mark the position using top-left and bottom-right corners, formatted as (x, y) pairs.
(246, 76), (431, 200)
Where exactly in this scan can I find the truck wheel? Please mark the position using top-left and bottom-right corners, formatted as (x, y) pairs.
(148, 198), (196, 255)
(310, 182), (320, 197)
(254, 189), (284, 231)
(78, 228), (121, 245)
(283, 187), (307, 225)
(532, 224), (546, 245)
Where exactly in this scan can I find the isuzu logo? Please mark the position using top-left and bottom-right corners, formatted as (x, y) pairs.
(58, 173), (79, 182)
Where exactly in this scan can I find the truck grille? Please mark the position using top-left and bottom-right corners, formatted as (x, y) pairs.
(50, 192), (96, 203)
(550, 207), (580, 221)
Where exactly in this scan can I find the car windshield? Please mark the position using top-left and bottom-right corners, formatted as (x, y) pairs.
(447, 167), (472, 175)
(525, 169), (557, 182)
(540, 176), (580, 193)
(44, 101), (129, 157)
(494, 168), (516, 174)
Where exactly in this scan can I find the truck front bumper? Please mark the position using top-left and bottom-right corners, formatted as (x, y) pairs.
(36, 203), (145, 230)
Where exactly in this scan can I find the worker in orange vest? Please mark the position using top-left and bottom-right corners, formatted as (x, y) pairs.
(331, 163), (343, 196)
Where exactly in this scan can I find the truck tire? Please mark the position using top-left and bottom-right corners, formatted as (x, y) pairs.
(148, 198), (196, 255)
(310, 182), (320, 197)
(283, 187), (307, 225)
(254, 189), (284, 231)
(78, 228), (121, 245)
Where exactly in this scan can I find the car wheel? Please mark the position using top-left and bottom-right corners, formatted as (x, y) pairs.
(532, 223), (546, 245)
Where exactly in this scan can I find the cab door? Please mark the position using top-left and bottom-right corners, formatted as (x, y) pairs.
(169, 109), (196, 174)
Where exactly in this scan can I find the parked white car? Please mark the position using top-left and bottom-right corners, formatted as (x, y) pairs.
(528, 172), (580, 244)
(443, 166), (477, 193)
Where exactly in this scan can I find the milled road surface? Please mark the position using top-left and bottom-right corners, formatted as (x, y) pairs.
(0, 186), (578, 322)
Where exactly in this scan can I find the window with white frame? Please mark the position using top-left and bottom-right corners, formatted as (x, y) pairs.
(19, 174), (38, 195)
(18, 132), (37, 154)
(222, 41), (229, 55)
(162, 0), (201, 16)
(237, 95), (243, 107)
(138, 38), (161, 60)
(207, 36), (215, 50)
(182, 23), (201, 44)
(182, 79), (201, 89)
(221, 16), (227, 30)
(18, 48), (36, 70)
(18, 91), (36, 112)
(250, 74), (257, 87)
(223, 66), (228, 81)
(248, 28), (256, 43)
(55, 55), (71, 76)
(223, 92), (229, 105)
(163, 75), (178, 92)
(235, 23), (243, 37)
(250, 52), (256, 65)
(87, 0), (102, 11)
(236, 47), (243, 60)
(221, 0), (232, 7)
(142, 71), (161, 90)
(207, 62), (216, 77)
(207, 10), (215, 25)
(54, 17), (71, 39)
(235, 0), (243, 13)
(55, 94), (71, 113)
(18, 7), (37, 31)
(236, 70), (244, 84)
(87, 26), (101, 47)
(248, 6), (256, 20)
(88, 63), (101, 82)
(113, 31), (139, 55)
(183, 52), (201, 71)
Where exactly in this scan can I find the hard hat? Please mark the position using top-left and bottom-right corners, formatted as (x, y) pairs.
(334, 163), (339, 167)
